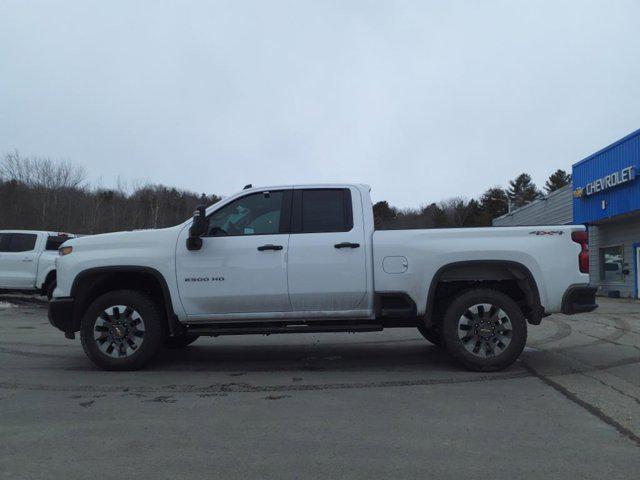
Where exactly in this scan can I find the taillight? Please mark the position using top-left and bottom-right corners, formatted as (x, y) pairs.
(571, 231), (589, 274)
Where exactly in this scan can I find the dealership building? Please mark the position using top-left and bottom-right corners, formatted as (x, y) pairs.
(494, 128), (640, 298)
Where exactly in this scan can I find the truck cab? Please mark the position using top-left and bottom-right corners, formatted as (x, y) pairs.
(175, 186), (372, 320)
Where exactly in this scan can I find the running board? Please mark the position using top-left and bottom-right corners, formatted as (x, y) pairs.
(184, 322), (383, 337)
(379, 307), (415, 318)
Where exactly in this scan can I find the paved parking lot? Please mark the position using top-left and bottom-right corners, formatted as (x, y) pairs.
(1, 296), (639, 479)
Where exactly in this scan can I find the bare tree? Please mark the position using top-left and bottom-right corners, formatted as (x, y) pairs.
(0, 152), (219, 233)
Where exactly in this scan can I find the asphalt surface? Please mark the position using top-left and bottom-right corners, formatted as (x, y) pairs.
(1, 296), (639, 479)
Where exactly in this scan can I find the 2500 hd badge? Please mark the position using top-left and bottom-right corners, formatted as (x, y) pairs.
(184, 277), (225, 282)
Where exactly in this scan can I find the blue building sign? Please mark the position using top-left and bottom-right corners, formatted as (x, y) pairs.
(573, 128), (640, 224)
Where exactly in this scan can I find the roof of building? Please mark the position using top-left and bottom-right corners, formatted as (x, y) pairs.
(492, 184), (572, 223)
(573, 127), (640, 168)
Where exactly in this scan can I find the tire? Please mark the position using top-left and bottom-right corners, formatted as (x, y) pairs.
(80, 290), (165, 371)
(417, 324), (444, 348)
(164, 335), (199, 349)
(441, 288), (527, 372)
(46, 280), (56, 301)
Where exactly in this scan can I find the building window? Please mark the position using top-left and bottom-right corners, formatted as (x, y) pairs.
(600, 245), (624, 282)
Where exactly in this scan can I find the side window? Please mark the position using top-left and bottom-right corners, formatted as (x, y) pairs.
(0, 234), (10, 252)
(206, 191), (286, 237)
(4, 233), (37, 252)
(46, 236), (68, 251)
(300, 189), (353, 233)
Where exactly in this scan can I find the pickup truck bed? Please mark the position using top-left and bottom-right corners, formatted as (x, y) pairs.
(374, 226), (588, 317)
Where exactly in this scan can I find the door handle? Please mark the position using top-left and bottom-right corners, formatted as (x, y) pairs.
(257, 244), (283, 251)
(334, 242), (360, 249)
(22, 258), (34, 262)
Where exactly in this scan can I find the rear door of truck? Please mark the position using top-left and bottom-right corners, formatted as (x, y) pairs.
(0, 232), (41, 288)
(286, 187), (368, 312)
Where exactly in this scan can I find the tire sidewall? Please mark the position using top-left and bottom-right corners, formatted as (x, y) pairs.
(442, 288), (527, 371)
(80, 290), (164, 371)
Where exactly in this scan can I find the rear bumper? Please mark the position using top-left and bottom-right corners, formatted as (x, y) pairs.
(48, 297), (77, 339)
(561, 285), (598, 315)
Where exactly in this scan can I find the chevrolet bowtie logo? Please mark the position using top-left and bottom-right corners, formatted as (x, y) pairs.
(573, 187), (584, 198)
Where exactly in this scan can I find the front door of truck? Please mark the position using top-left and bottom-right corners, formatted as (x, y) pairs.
(176, 190), (292, 318)
(0, 233), (39, 289)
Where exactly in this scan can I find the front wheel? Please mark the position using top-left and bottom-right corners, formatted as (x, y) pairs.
(80, 290), (165, 371)
(441, 288), (527, 372)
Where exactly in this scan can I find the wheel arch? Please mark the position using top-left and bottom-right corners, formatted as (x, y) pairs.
(70, 266), (182, 336)
(425, 260), (544, 326)
(41, 268), (57, 291)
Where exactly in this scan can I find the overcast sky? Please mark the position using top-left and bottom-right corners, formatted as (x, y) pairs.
(1, 0), (640, 208)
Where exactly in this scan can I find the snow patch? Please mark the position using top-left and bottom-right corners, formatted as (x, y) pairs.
(0, 301), (17, 308)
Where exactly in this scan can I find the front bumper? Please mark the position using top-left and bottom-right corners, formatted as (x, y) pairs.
(48, 297), (77, 339)
(561, 285), (598, 315)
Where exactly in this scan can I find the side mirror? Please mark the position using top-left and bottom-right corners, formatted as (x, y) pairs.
(187, 205), (207, 251)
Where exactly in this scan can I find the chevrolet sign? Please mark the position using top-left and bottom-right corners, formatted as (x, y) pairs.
(574, 166), (636, 198)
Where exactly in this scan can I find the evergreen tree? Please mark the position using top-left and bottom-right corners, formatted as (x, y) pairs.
(372, 201), (397, 228)
(507, 173), (542, 208)
(479, 186), (509, 223)
(423, 203), (449, 227)
(544, 169), (572, 193)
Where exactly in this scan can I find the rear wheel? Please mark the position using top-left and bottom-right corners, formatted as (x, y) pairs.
(441, 288), (527, 372)
(80, 290), (164, 371)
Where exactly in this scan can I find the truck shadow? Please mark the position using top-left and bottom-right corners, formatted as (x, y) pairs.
(149, 338), (457, 373)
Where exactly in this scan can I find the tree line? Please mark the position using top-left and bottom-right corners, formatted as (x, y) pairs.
(0, 152), (220, 234)
(0, 151), (571, 234)
(373, 169), (571, 229)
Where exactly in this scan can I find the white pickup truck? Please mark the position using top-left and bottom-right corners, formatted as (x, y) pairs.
(0, 230), (74, 299)
(49, 184), (597, 371)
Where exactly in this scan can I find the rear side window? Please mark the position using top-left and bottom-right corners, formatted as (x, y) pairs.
(298, 189), (353, 233)
(46, 236), (68, 251)
(0, 233), (37, 252)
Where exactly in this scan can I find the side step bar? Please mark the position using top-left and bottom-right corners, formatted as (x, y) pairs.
(379, 307), (415, 318)
(185, 322), (383, 337)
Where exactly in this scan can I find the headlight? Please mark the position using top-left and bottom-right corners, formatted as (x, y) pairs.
(59, 246), (73, 256)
